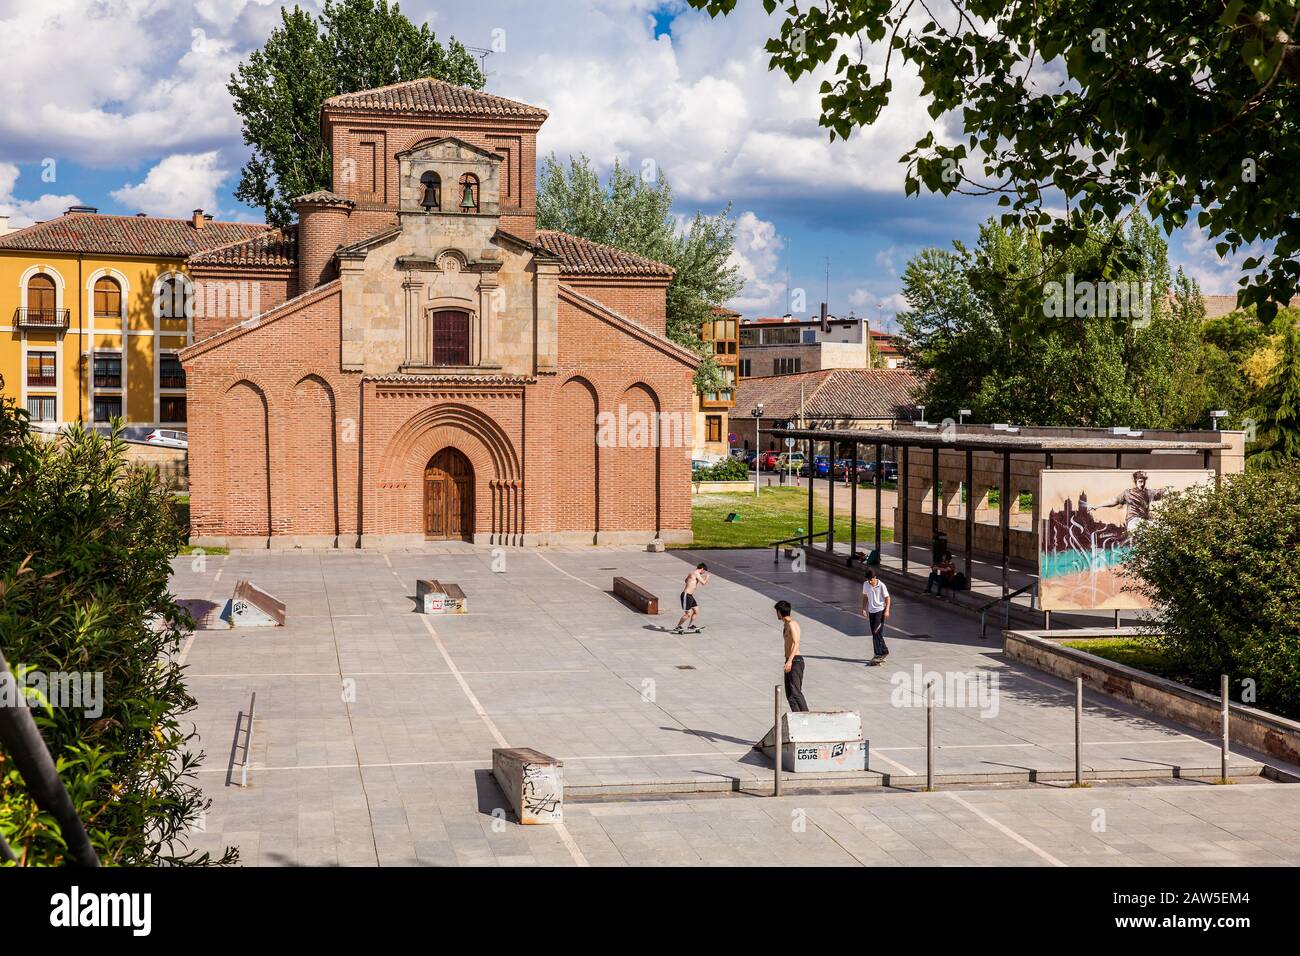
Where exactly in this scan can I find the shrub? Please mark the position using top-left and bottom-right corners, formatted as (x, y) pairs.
(1126, 467), (1300, 718)
(0, 384), (232, 866)
(693, 457), (748, 482)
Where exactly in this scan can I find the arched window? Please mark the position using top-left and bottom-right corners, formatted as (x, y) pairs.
(93, 276), (122, 319)
(154, 274), (192, 320)
(419, 171), (442, 210)
(26, 273), (56, 320)
(457, 173), (480, 213)
(431, 309), (470, 366)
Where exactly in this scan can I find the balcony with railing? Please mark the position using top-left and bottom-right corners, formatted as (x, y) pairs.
(15, 308), (71, 330)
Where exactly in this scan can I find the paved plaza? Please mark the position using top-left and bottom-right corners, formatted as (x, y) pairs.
(171, 546), (1300, 866)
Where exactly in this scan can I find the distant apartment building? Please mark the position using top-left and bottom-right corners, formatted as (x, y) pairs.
(692, 306), (739, 460)
(738, 313), (872, 378)
(870, 329), (906, 369)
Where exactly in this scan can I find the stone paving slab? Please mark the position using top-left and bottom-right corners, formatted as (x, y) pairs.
(169, 546), (1297, 866)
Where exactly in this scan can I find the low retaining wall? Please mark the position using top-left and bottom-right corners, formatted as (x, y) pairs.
(1005, 630), (1300, 767)
(691, 480), (754, 494)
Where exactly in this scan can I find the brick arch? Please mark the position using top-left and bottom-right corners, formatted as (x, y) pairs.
(556, 376), (599, 536)
(221, 380), (271, 538)
(284, 374), (339, 537)
(376, 403), (522, 543)
(604, 382), (661, 536)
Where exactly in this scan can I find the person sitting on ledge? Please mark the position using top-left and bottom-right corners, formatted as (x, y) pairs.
(926, 551), (957, 596)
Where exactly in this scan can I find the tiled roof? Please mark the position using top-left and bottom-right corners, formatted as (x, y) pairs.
(292, 190), (354, 207)
(323, 78), (547, 119)
(735, 368), (920, 421)
(189, 225), (297, 268)
(535, 230), (674, 278)
(0, 212), (269, 259)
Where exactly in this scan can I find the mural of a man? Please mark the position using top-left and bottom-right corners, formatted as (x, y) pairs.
(1081, 470), (1171, 536)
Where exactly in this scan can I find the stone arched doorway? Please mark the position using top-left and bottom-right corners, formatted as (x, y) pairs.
(424, 447), (474, 539)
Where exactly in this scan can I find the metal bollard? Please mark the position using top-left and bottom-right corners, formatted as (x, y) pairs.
(774, 684), (783, 797)
(1075, 677), (1083, 786)
(925, 681), (935, 790)
(1221, 673), (1230, 783)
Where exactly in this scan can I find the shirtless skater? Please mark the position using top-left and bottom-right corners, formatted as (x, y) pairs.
(673, 562), (710, 634)
(775, 600), (808, 711)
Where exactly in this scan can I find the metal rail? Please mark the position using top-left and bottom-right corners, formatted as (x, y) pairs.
(978, 580), (1038, 640)
(225, 692), (257, 788)
(771, 529), (828, 563)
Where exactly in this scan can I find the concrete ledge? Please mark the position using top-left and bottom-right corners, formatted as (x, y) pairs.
(492, 747), (562, 825)
(268, 534), (341, 550)
(563, 763), (1265, 798)
(1005, 629), (1300, 767)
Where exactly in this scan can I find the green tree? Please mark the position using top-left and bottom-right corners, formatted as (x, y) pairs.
(1248, 318), (1300, 466)
(537, 154), (743, 387)
(897, 216), (1210, 427)
(688, 0), (1300, 320)
(1126, 468), (1300, 718)
(229, 0), (484, 225)
(0, 387), (228, 866)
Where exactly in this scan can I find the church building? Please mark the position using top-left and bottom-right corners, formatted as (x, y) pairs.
(181, 78), (697, 548)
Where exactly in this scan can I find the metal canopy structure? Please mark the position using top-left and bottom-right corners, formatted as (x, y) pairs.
(768, 425), (1229, 603)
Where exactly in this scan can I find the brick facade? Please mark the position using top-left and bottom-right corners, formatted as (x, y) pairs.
(181, 79), (696, 548)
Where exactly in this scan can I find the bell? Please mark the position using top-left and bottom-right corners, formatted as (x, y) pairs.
(459, 183), (475, 210)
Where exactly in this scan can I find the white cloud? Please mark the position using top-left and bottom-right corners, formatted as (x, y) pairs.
(726, 210), (786, 312)
(112, 152), (230, 216)
(1174, 227), (1266, 297)
(0, 162), (81, 226)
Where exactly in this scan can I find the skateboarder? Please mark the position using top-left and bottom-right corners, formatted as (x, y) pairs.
(673, 562), (710, 634)
(862, 567), (891, 664)
(775, 600), (808, 712)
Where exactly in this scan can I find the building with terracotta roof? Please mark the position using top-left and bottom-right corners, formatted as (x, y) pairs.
(0, 206), (269, 431)
(180, 78), (698, 547)
(730, 367), (921, 453)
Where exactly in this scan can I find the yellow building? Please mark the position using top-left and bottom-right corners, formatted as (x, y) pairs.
(0, 206), (269, 432)
(692, 306), (739, 460)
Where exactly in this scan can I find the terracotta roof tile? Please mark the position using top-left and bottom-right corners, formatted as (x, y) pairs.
(292, 190), (354, 207)
(0, 213), (270, 259)
(189, 225), (298, 268)
(323, 78), (547, 118)
(735, 368), (920, 421)
(535, 230), (673, 278)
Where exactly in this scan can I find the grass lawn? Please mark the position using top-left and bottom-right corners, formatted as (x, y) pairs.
(1062, 637), (1168, 672)
(687, 486), (895, 550)
(1061, 637), (1196, 688)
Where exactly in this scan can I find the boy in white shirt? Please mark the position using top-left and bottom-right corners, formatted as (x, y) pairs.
(861, 568), (891, 664)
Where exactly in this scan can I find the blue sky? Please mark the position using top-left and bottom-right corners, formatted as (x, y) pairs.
(0, 1), (1247, 327)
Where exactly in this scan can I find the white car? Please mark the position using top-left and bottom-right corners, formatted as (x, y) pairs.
(144, 428), (188, 449)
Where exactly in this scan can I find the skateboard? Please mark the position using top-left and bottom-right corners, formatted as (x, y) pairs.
(670, 625), (706, 635)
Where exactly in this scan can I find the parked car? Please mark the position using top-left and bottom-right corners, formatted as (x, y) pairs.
(831, 458), (869, 480)
(758, 450), (781, 471)
(741, 449), (758, 468)
(144, 428), (188, 449)
(860, 460), (899, 484)
(776, 452), (805, 474)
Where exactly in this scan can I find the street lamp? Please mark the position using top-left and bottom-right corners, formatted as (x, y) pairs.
(751, 403), (764, 496)
(1210, 410), (1227, 431)
(916, 404), (926, 424)
(958, 408), (971, 425)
